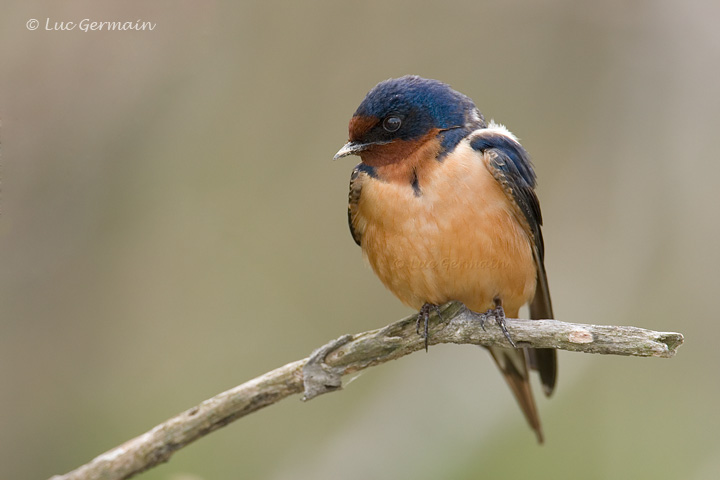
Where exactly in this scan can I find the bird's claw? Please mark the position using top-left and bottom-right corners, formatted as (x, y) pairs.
(417, 303), (442, 352)
(478, 305), (517, 348)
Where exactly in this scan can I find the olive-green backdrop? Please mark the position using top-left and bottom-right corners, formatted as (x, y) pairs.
(2, 1), (718, 479)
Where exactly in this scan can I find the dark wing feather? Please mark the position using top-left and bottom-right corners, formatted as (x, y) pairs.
(470, 130), (557, 396)
(348, 164), (368, 246)
(470, 132), (542, 256)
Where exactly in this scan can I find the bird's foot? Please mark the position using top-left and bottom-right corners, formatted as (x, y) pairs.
(478, 304), (517, 348)
(416, 303), (442, 352)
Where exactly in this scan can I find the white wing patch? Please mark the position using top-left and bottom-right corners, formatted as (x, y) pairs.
(484, 120), (519, 142)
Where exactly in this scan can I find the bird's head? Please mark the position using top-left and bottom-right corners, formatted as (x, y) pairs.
(334, 76), (485, 167)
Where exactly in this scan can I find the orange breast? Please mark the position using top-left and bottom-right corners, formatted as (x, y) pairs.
(357, 140), (536, 317)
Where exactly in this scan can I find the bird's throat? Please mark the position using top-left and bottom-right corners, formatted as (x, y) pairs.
(361, 130), (442, 186)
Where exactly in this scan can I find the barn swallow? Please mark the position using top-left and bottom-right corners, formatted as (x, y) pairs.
(335, 75), (556, 442)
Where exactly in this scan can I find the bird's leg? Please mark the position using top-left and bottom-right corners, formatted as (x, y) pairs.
(478, 298), (517, 348)
(416, 303), (442, 352)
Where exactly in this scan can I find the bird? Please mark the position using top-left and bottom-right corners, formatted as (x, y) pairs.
(334, 75), (556, 443)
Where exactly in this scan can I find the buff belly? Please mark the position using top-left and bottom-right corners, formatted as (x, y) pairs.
(357, 142), (537, 317)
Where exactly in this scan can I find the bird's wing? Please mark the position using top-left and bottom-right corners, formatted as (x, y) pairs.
(470, 125), (557, 397)
(348, 164), (372, 246)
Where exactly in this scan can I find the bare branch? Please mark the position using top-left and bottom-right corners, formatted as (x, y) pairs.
(50, 302), (683, 480)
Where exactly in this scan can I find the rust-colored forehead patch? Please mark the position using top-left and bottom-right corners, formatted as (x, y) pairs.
(348, 115), (378, 141)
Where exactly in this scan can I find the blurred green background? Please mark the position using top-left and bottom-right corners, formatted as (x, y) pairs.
(2, 1), (719, 479)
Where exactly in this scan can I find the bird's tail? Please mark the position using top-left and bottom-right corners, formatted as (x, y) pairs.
(487, 345), (544, 443)
(487, 248), (557, 443)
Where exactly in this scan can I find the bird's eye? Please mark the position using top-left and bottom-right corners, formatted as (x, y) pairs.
(382, 116), (402, 132)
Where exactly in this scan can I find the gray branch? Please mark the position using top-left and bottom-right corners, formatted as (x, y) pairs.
(49, 302), (683, 480)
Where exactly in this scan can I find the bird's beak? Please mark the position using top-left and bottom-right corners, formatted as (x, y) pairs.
(333, 140), (390, 160)
(333, 141), (368, 160)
